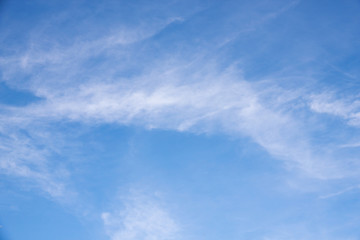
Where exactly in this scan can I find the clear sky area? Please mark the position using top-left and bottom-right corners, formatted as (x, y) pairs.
(1, 0), (360, 239)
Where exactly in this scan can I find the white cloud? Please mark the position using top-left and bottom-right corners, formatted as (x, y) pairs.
(0, 117), (73, 200)
(340, 142), (360, 148)
(309, 93), (360, 127)
(319, 185), (360, 199)
(1, 61), (353, 180)
(12, 62), (349, 179)
(101, 191), (180, 240)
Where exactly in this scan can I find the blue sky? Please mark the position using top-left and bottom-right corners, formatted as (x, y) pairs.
(1, 0), (360, 239)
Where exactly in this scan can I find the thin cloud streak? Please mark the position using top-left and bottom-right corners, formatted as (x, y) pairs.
(0, 125), (69, 199)
(101, 190), (180, 240)
(309, 93), (360, 127)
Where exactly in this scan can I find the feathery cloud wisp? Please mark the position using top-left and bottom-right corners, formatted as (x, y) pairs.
(101, 191), (180, 240)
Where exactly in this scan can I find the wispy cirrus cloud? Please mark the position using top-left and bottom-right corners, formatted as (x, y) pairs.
(309, 93), (360, 127)
(2, 43), (358, 182)
(8, 57), (353, 180)
(101, 190), (180, 240)
(0, 121), (71, 200)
